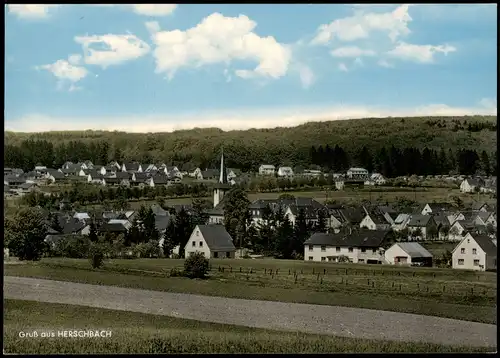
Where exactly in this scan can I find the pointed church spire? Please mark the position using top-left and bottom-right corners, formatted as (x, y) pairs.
(219, 146), (227, 184)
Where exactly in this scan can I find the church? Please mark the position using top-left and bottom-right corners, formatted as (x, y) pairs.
(206, 148), (232, 224)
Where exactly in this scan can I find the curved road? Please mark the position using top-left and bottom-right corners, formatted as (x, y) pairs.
(4, 276), (497, 348)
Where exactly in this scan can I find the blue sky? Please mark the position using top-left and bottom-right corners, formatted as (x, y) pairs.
(5, 4), (497, 132)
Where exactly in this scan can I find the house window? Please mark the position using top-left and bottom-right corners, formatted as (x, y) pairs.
(361, 248), (366, 253)
(214, 252), (218, 258)
(348, 247), (353, 253)
(458, 259), (464, 265)
(308, 256), (313, 261)
(189, 252), (195, 257)
(199, 241), (203, 247)
(257, 210), (260, 216)
(467, 239), (470, 243)
(226, 252), (230, 258)
(308, 245), (313, 251)
(336, 247), (340, 252)
(473, 260), (480, 266)
(461, 248), (465, 254)
(321, 257), (326, 261)
(358, 259), (365, 263)
(472, 248), (477, 255)
(372, 249), (377, 254)
(321, 245), (326, 252)
(196, 231), (199, 236)
(192, 241), (196, 247)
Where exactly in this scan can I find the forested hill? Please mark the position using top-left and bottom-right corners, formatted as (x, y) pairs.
(4, 115), (497, 173)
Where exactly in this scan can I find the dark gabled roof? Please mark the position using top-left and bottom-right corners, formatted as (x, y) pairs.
(249, 199), (275, 210)
(287, 205), (325, 219)
(104, 177), (121, 184)
(62, 218), (87, 234)
(134, 172), (149, 181)
(99, 222), (129, 232)
(197, 224), (236, 251)
(4, 176), (26, 184)
(123, 162), (141, 171)
(49, 170), (65, 179)
(155, 215), (171, 232)
(102, 211), (120, 220)
(427, 202), (454, 212)
(201, 169), (219, 178)
(339, 206), (365, 224)
(115, 172), (132, 180)
(432, 213), (449, 227)
(152, 175), (169, 184)
(408, 214), (433, 227)
(472, 234), (497, 256)
(465, 178), (485, 186)
(305, 229), (390, 247)
(19, 182), (35, 189)
(365, 210), (390, 225)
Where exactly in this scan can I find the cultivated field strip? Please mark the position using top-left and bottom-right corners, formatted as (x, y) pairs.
(4, 276), (497, 348)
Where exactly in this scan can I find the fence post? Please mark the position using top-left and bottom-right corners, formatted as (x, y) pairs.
(222, 267), (225, 273)
(313, 268), (315, 275)
(399, 284), (402, 291)
(324, 269), (326, 275)
(265, 268), (267, 274)
(250, 268), (253, 274)
(471, 287), (474, 295)
(417, 283), (419, 290)
(442, 285), (445, 293)
(372, 281), (374, 288)
(240, 267), (242, 273)
(289, 269), (291, 275)
(367, 279), (370, 285)
(426, 286), (429, 293)
(392, 282), (394, 288)
(301, 269), (303, 274)
(320, 276), (323, 284)
(317, 273), (320, 281)
(230, 266), (232, 273)
(276, 269), (279, 275)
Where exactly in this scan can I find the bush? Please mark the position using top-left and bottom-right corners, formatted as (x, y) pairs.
(88, 244), (105, 269)
(183, 252), (209, 279)
(48, 235), (91, 258)
(169, 268), (184, 277)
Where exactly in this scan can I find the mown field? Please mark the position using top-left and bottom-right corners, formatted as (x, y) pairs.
(5, 258), (496, 324)
(4, 300), (494, 354)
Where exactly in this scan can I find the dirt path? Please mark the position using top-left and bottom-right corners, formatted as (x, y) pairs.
(4, 276), (497, 348)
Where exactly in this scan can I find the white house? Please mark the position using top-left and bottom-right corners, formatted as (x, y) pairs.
(421, 202), (454, 215)
(189, 167), (202, 178)
(184, 225), (236, 259)
(347, 167), (369, 179)
(259, 164), (275, 175)
(392, 213), (411, 231)
(303, 230), (389, 264)
(360, 210), (391, 231)
(452, 232), (497, 271)
(370, 173), (387, 185)
(448, 220), (482, 242)
(460, 178), (483, 193)
(384, 242), (433, 267)
(406, 215), (437, 240)
(277, 166), (294, 178)
(335, 180), (345, 190)
(474, 212), (497, 228)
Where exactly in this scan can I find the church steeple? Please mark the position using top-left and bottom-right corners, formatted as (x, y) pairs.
(213, 146), (230, 209)
(219, 146), (228, 184)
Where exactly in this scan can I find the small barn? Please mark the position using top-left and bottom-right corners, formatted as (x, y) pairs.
(384, 242), (433, 267)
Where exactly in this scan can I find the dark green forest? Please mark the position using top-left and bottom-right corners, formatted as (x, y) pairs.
(4, 115), (497, 177)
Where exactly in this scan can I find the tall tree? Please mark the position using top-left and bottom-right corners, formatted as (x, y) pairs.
(223, 188), (251, 250)
(174, 207), (194, 258)
(314, 209), (328, 233)
(5, 208), (48, 261)
(480, 151), (491, 176)
(88, 221), (99, 243)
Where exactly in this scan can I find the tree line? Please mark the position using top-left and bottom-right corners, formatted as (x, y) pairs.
(5, 137), (497, 178)
(311, 145), (497, 177)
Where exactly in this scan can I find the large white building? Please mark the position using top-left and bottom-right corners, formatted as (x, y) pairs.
(347, 167), (369, 179)
(303, 230), (390, 264)
(384, 242), (433, 267)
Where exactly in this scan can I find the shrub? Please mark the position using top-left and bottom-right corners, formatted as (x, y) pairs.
(169, 268), (184, 277)
(183, 252), (209, 279)
(48, 235), (91, 258)
(88, 243), (105, 269)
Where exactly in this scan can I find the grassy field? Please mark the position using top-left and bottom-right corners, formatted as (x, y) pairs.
(95, 187), (493, 210)
(5, 258), (496, 324)
(3, 300), (494, 354)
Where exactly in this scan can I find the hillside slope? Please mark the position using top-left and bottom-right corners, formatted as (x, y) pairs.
(5, 115), (497, 170)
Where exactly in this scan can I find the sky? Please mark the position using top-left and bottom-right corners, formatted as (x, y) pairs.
(4, 4), (498, 133)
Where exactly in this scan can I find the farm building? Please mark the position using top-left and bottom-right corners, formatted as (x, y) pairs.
(384, 242), (433, 267)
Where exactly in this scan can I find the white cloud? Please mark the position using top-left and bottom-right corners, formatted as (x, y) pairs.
(7, 4), (59, 19)
(95, 4), (177, 17)
(37, 59), (88, 83)
(148, 13), (291, 80)
(311, 4), (412, 44)
(74, 34), (150, 68)
(377, 59), (394, 68)
(330, 46), (376, 58)
(145, 21), (161, 33)
(67, 54), (82, 65)
(6, 102), (497, 133)
(338, 63), (349, 72)
(479, 98), (497, 110)
(387, 42), (456, 63)
(130, 4), (177, 16)
(298, 64), (315, 89)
